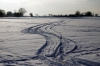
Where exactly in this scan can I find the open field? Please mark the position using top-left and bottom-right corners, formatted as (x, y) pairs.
(0, 17), (100, 66)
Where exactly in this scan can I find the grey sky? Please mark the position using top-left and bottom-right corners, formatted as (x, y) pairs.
(0, 0), (100, 16)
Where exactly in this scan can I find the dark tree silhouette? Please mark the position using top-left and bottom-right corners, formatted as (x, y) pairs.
(6, 11), (13, 17)
(30, 13), (33, 17)
(85, 11), (93, 16)
(68, 14), (76, 17)
(18, 8), (27, 16)
(0, 9), (5, 17)
(64, 14), (67, 17)
(75, 10), (81, 17)
(95, 14), (98, 17)
(13, 12), (22, 17)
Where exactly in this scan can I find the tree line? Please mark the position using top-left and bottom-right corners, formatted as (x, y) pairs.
(52, 11), (98, 17)
(0, 8), (28, 17)
(0, 8), (99, 17)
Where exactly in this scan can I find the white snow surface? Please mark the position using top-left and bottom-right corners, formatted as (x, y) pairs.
(0, 17), (100, 66)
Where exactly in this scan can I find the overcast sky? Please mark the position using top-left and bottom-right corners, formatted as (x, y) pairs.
(0, 0), (100, 16)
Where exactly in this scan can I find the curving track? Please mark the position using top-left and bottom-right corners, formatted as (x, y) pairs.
(26, 20), (100, 66)
(23, 20), (80, 66)
(1, 20), (100, 66)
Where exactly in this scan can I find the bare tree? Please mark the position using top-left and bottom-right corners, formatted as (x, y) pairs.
(18, 8), (27, 16)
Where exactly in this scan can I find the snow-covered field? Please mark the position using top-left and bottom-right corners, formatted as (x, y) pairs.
(0, 17), (100, 66)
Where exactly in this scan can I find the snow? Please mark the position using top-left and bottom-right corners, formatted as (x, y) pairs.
(0, 17), (100, 66)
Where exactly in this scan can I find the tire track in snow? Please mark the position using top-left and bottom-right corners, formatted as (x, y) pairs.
(25, 20), (80, 66)
(25, 20), (100, 66)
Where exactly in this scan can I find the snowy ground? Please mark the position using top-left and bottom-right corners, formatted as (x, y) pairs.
(0, 17), (100, 66)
